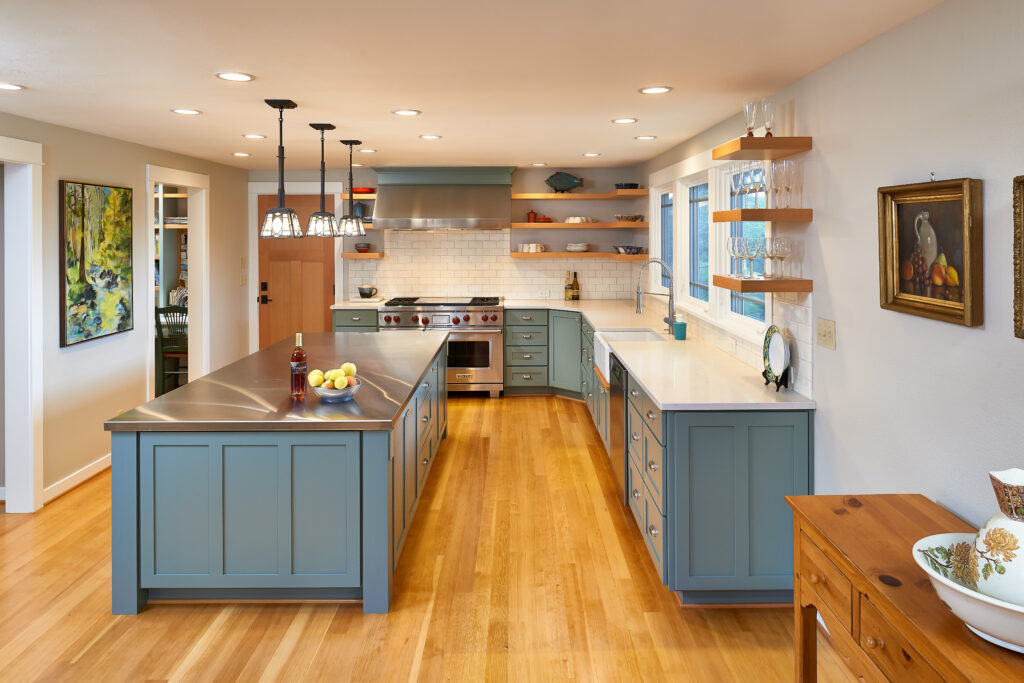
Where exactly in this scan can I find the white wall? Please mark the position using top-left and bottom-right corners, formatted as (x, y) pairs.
(646, 0), (1024, 525)
(0, 111), (249, 491)
(0, 164), (4, 490)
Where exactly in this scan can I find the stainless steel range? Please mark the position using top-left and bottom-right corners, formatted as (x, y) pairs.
(379, 296), (504, 397)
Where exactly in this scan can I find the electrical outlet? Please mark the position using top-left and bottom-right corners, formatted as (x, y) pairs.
(816, 317), (836, 350)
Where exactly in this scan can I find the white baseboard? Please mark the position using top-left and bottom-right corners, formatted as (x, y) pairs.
(43, 453), (111, 503)
(0, 487), (5, 501)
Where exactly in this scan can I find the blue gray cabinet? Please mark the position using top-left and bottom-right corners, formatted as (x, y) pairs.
(504, 309), (551, 390)
(332, 309), (379, 332)
(139, 431), (362, 589)
(548, 311), (581, 392)
(666, 410), (811, 604)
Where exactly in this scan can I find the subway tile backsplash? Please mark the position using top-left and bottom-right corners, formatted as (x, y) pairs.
(344, 230), (641, 300)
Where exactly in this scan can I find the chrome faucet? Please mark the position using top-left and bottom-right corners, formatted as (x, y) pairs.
(635, 258), (676, 332)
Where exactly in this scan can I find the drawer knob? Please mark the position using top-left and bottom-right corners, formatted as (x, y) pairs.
(630, 390), (639, 398)
(352, 316), (360, 321)
(587, 393), (593, 399)
(421, 416), (429, 423)
(646, 410), (656, 419)
(631, 432), (641, 442)
(632, 489), (641, 500)
(647, 460), (659, 472)
(424, 382), (430, 389)
(422, 458), (428, 466)
(523, 375), (532, 380)
(522, 334), (532, 339)
(864, 636), (883, 650)
(522, 315), (532, 320)
(809, 573), (823, 585)
(648, 525), (659, 537)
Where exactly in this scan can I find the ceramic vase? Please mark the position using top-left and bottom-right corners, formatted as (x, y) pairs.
(970, 469), (1024, 606)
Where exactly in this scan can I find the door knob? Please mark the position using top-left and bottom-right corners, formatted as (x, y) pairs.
(260, 294), (273, 304)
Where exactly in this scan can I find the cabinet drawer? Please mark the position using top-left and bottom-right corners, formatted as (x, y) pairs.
(507, 346), (548, 366)
(580, 342), (594, 369)
(626, 374), (644, 412)
(332, 309), (377, 328)
(642, 423), (665, 515)
(800, 531), (853, 633)
(415, 384), (432, 443)
(860, 595), (942, 682)
(627, 376), (662, 442)
(627, 403), (643, 470)
(505, 367), (549, 387)
(506, 325), (547, 344)
(505, 309), (548, 326)
(416, 431), (433, 490)
(627, 456), (643, 532)
(582, 319), (594, 342)
(642, 482), (667, 583)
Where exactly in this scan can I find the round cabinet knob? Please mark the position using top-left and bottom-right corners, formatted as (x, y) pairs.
(631, 432), (640, 442)
(630, 390), (639, 398)
(394, 315), (401, 323)
(412, 315), (419, 323)
(384, 315), (392, 323)
(421, 317), (430, 325)
(647, 460), (658, 472)
(421, 416), (429, 423)
(864, 636), (883, 650)
(452, 316), (460, 324)
(809, 573), (823, 585)
(422, 458), (428, 466)
(646, 410), (656, 419)
(632, 489), (641, 500)
(648, 525), (659, 537)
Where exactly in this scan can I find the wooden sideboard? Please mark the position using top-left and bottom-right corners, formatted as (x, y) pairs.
(787, 494), (1024, 681)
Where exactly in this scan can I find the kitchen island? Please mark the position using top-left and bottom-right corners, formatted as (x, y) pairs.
(105, 331), (448, 615)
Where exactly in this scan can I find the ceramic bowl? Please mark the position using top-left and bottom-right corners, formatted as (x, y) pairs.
(615, 182), (639, 190)
(565, 216), (597, 223)
(313, 378), (361, 403)
(352, 187), (375, 194)
(566, 243), (589, 252)
(613, 245), (643, 255)
(913, 532), (1024, 653)
(614, 214), (645, 222)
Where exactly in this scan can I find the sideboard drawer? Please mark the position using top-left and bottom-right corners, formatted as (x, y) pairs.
(505, 367), (549, 387)
(505, 326), (546, 344)
(860, 595), (943, 682)
(332, 309), (377, 328)
(505, 309), (548, 326)
(507, 346), (548, 366)
(800, 532), (853, 633)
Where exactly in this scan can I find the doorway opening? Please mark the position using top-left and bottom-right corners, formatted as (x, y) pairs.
(153, 183), (189, 396)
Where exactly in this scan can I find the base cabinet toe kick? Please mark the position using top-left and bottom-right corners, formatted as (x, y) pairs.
(110, 346), (448, 615)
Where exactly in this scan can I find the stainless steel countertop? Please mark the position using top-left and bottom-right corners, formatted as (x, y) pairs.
(105, 331), (449, 432)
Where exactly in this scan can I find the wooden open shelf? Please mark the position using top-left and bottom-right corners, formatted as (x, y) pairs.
(712, 274), (813, 293)
(712, 136), (812, 161)
(712, 209), (813, 223)
(162, 223), (188, 230)
(341, 193), (376, 200)
(511, 189), (648, 200)
(158, 193), (188, 199)
(510, 252), (647, 261)
(510, 221), (649, 229)
(341, 252), (383, 259)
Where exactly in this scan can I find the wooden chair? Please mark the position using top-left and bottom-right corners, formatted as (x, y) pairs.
(156, 306), (188, 395)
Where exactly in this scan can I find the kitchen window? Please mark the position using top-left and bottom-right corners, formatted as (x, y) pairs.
(688, 183), (709, 302)
(659, 191), (673, 287)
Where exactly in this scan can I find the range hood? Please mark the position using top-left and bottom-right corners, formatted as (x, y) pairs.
(371, 167), (514, 230)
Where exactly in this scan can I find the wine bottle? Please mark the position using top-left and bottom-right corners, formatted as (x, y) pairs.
(564, 269), (573, 301)
(290, 333), (308, 398)
(571, 271), (581, 301)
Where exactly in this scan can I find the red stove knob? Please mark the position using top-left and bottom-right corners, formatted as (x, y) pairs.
(383, 315), (392, 323)
(464, 314), (471, 322)
(394, 315), (401, 323)
(452, 316), (460, 324)
(412, 315), (419, 323)
(421, 316), (430, 325)
(490, 314), (498, 322)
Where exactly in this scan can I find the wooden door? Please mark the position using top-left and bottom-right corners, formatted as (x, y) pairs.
(257, 195), (335, 348)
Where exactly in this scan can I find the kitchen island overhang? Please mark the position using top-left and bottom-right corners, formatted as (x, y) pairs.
(106, 331), (449, 615)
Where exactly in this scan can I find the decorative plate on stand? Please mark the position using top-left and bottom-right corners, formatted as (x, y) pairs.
(762, 325), (790, 391)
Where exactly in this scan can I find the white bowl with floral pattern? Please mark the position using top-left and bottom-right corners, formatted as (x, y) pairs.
(913, 532), (1024, 653)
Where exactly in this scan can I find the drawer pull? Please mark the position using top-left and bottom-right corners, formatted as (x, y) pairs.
(647, 460), (659, 472)
(631, 432), (641, 442)
(648, 525), (660, 537)
(587, 393), (593, 399)
(864, 636), (883, 650)
(521, 315), (532, 320)
(351, 316), (360, 321)
(809, 573), (823, 585)
(422, 458), (428, 466)
(630, 390), (639, 398)
(523, 354), (533, 359)
(522, 334), (533, 339)
(424, 382), (430, 389)
(646, 410), (656, 419)
(632, 489), (641, 500)
(421, 416), (430, 423)
(522, 374), (532, 380)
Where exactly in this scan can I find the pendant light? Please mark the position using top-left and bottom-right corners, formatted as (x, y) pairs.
(338, 139), (366, 237)
(306, 123), (339, 237)
(259, 99), (302, 238)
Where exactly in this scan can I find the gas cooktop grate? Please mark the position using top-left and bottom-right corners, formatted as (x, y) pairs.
(382, 296), (501, 307)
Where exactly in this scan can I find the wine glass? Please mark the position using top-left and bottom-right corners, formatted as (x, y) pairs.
(744, 100), (758, 137)
(778, 160), (792, 209)
(762, 161), (775, 209)
(745, 237), (765, 279)
(740, 161), (756, 206)
(727, 237), (746, 278)
(752, 161), (767, 209)
(762, 98), (775, 138)
(763, 238), (778, 278)
(730, 163), (744, 204)
(772, 237), (792, 277)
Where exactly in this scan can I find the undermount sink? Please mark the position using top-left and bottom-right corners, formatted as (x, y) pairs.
(593, 328), (667, 380)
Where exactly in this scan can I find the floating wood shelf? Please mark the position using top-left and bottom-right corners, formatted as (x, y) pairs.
(510, 252), (647, 261)
(712, 136), (812, 161)
(157, 193), (188, 199)
(712, 209), (813, 223)
(341, 252), (383, 259)
(161, 223), (188, 230)
(510, 221), (649, 229)
(510, 189), (648, 200)
(712, 274), (813, 293)
(341, 193), (376, 200)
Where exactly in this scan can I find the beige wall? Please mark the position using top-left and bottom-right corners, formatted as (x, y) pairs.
(0, 111), (249, 490)
(642, 0), (1024, 525)
(0, 164), (4, 488)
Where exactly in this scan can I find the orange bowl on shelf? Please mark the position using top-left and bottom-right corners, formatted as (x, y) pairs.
(352, 187), (375, 194)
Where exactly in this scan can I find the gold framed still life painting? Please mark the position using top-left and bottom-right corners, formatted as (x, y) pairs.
(878, 178), (982, 327)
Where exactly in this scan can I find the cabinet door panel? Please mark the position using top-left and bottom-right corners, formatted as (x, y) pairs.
(686, 424), (738, 578)
(146, 443), (213, 577)
(223, 445), (279, 575)
(548, 310), (582, 391)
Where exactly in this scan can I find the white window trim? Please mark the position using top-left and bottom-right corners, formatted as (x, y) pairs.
(674, 173), (712, 317)
(649, 184), (673, 296)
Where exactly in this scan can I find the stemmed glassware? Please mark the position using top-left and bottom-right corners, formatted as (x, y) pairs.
(745, 237), (765, 279)
(726, 237), (746, 278)
(744, 100), (758, 137)
(766, 237), (792, 278)
(752, 162), (767, 208)
(762, 98), (775, 138)
(762, 161), (776, 209)
(778, 160), (792, 208)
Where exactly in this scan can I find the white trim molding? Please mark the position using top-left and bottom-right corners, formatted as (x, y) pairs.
(43, 452), (110, 503)
(1, 135), (45, 513)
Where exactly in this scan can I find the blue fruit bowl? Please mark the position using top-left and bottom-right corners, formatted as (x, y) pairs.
(313, 378), (361, 402)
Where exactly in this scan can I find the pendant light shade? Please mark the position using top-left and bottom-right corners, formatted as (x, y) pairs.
(259, 99), (302, 239)
(306, 123), (339, 237)
(339, 139), (366, 237)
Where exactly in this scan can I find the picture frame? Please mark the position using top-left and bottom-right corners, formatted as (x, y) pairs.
(59, 180), (134, 347)
(878, 177), (982, 327)
(1014, 176), (1024, 339)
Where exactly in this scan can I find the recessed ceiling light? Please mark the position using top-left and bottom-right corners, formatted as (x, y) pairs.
(359, 149), (376, 153)
(242, 133), (266, 139)
(612, 118), (638, 124)
(216, 72), (254, 82)
(635, 135), (657, 140)
(392, 109), (421, 116)
(232, 152), (250, 157)
(639, 86), (672, 95)
(531, 163), (547, 167)
(419, 135), (442, 140)
(171, 108), (202, 116)
(0, 82), (25, 91)
(582, 152), (601, 157)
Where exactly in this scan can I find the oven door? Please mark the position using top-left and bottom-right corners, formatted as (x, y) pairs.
(447, 329), (503, 387)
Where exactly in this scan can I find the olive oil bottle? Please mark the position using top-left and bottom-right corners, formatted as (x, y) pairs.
(564, 270), (573, 301)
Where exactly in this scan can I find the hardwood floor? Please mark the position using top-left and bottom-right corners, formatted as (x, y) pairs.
(0, 396), (857, 681)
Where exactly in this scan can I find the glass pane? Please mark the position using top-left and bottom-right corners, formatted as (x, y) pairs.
(660, 192), (673, 287)
(729, 172), (765, 322)
(689, 183), (709, 302)
(448, 340), (491, 368)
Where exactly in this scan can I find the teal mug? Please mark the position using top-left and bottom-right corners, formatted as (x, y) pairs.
(673, 321), (687, 340)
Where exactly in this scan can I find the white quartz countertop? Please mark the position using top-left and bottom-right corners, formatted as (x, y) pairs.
(504, 299), (815, 411)
(331, 299), (386, 309)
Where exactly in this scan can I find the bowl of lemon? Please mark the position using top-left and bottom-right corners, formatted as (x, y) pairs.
(308, 363), (361, 402)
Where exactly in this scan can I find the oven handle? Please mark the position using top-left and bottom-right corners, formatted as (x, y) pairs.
(448, 328), (503, 336)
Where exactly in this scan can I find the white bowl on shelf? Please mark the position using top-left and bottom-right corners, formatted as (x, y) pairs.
(566, 243), (590, 252)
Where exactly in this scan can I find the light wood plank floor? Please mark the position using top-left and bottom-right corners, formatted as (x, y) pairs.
(0, 396), (856, 681)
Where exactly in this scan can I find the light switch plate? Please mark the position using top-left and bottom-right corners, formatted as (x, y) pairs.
(816, 317), (836, 349)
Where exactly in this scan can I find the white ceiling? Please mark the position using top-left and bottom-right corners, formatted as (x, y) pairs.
(0, 0), (942, 170)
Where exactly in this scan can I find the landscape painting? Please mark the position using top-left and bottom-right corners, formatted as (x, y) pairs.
(59, 180), (134, 347)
